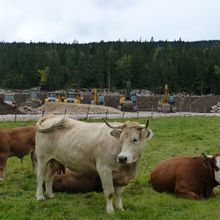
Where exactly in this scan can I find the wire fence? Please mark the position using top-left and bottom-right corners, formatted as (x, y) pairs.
(1, 105), (219, 122)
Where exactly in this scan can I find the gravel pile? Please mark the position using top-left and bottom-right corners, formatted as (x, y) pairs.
(41, 102), (122, 114)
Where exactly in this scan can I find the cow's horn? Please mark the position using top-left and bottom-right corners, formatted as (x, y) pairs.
(202, 153), (207, 158)
(145, 119), (149, 128)
(104, 120), (124, 129)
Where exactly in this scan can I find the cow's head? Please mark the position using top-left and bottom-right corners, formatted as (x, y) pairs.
(202, 153), (220, 184)
(105, 119), (153, 164)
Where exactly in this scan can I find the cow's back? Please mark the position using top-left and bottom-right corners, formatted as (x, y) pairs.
(7, 126), (36, 157)
(150, 157), (197, 193)
(36, 117), (121, 174)
(0, 126), (36, 157)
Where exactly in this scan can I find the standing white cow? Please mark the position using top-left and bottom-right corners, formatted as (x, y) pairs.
(35, 116), (153, 214)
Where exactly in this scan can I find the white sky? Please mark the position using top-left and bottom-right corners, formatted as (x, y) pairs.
(0, 0), (219, 43)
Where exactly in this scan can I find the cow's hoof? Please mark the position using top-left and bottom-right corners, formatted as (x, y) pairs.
(48, 193), (55, 199)
(36, 195), (45, 201)
(106, 208), (114, 215)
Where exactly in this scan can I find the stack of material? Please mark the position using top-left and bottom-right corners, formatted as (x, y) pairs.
(136, 95), (161, 111)
(18, 105), (42, 114)
(104, 94), (120, 109)
(210, 102), (220, 113)
(0, 101), (23, 114)
(81, 93), (92, 104)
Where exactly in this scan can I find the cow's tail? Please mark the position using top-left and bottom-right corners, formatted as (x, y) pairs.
(36, 116), (66, 133)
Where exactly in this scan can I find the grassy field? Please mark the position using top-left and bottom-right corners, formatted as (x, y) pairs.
(1, 117), (220, 220)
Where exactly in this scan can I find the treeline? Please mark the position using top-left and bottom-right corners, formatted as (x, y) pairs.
(0, 40), (220, 94)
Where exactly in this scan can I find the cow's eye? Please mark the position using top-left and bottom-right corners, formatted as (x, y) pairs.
(132, 138), (138, 143)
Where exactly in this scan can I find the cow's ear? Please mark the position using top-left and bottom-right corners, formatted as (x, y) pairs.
(203, 158), (213, 170)
(109, 129), (122, 139)
(145, 129), (153, 140)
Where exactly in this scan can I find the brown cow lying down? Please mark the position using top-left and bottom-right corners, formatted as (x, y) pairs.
(52, 168), (102, 193)
(0, 125), (36, 180)
(50, 161), (134, 193)
(150, 154), (220, 199)
(52, 164), (139, 194)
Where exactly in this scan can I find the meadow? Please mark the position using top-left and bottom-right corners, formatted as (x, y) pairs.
(1, 117), (220, 220)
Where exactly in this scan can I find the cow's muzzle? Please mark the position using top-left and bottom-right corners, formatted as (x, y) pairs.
(117, 155), (128, 164)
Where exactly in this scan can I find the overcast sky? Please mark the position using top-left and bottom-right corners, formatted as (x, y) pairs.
(0, 0), (219, 43)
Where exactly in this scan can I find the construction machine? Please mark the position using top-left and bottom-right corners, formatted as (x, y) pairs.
(91, 89), (105, 105)
(64, 91), (81, 104)
(45, 91), (64, 104)
(157, 84), (176, 113)
(118, 81), (137, 112)
(4, 93), (15, 106)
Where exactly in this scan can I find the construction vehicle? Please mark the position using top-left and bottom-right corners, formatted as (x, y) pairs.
(45, 91), (64, 104)
(75, 91), (81, 104)
(118, 81), (137, 112)
(64, 91), (81, 104)
(64, 92), (75, 103)
(4, 93), (15, 106)
(91, 89), (98, 105)
(91, 89), (105, 105)
(3, 92), (30, 107)
(157, 84), (176, 113)
(28, 87), (43, 107)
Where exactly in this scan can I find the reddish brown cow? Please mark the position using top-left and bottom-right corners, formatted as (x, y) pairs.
(51, 163), (138, 193)
(0, 126), (36, 180)
(150, 154), (220, 199)
(52, 168), (102, 193)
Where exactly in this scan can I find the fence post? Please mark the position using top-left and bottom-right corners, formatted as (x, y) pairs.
(86, 106), (90, 120)
(105, 109), (108, 119)
(64, 109), (67, 115)
(42, 109), (45, 117)
(122, 110), (125, 118)
(137, 110), (139, 118)
(180, 107), (182, 117)
(151, 105), (154, 118)
(14, 109), (17, 122)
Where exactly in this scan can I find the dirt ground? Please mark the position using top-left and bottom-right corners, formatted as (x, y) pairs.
(41, 102), (121, 114)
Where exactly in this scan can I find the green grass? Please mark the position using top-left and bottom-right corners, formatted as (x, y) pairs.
(1, 117), (220, 219)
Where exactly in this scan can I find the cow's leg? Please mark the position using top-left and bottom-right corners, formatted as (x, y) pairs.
(0, 152), (9, 181)
(36, 159), (48, 200)
(44, 162), (56, 198)
(175, 187), (200, 199)
(30, 151), (37, 173)
(115, 186), (124, 210)
(97, 165), (114, 214)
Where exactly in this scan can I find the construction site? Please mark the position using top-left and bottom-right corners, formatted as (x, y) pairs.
(1, 84), (220, 116)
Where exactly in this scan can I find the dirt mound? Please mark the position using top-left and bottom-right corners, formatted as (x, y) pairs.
(0, 103), (23, 115)
(40, 102), (122, 115)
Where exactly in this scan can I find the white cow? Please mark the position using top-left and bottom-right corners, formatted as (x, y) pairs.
(35, 116), (153, 214)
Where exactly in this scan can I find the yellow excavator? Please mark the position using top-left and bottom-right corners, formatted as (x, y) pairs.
(91, 89), (105, 105)
(157, 84), (176, 113)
